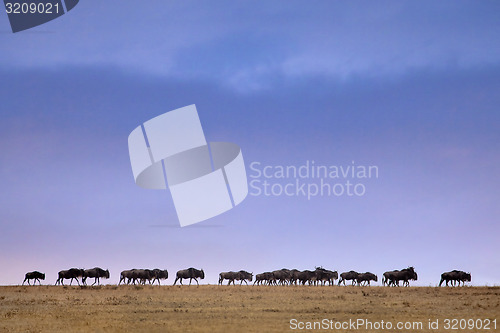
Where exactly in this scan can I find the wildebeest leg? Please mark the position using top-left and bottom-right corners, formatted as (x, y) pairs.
(22, 278), (27, 286)
(195, 278), (199, 286)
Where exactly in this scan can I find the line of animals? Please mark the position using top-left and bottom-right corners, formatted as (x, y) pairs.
(21, 266), (471, 287)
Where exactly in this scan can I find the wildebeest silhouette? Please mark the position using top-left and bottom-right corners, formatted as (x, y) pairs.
(254, 272), (274, 285)
(439, 270), (471, 287)
(219, 271), (253, 285)
(314, 267), (338, 286)
(22, 271), (45, 285)
(119, 269), (153, 285)
(82, 267), (110, 286)
(174, 268), (205, 285)
(236, 270), (253, 285)
(383, 267), (417, 287)
(55, 268), (85, 286)
(151, 269), (169, 285)
(338, 271), (359, 286)
(219, 271), (239, 285)
(356, 272), (378, 286)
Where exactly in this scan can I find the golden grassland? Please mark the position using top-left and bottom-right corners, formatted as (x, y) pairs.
(0, 285), (498, 332)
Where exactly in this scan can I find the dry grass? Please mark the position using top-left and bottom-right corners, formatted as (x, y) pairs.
(0, 285), (498, 332)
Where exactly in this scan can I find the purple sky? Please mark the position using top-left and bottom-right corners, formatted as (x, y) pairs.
(0, 1), (499, 286)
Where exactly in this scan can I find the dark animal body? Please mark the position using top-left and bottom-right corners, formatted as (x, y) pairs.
(151, 269), (169, 285)
(119, 269), (153, 285)
(82, 267), (110, 286)
(254, 272), (274, 285)
(356, 272), (378, 286)
(55, 268), (85, 286)
(382, 267), (417, 287)
(219, 271), (253, 285)
(439, 270), (471, 287)
(315, 267), (338, 286)
(253, 268), (337, 286)
(174, 268), (205, 285)
(22, 271), (45, 285)
(236, 270), (253, 285)
(338, 271), (359, 286)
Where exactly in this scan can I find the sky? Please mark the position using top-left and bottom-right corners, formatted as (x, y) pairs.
(0, 1), (499, 286)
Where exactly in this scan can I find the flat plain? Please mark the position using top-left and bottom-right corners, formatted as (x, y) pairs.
(0, 285), (498, 332)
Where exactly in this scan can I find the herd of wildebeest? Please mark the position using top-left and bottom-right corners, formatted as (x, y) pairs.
(21, 266), (472, 287)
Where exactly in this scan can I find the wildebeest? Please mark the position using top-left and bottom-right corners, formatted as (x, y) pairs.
(314, 267), (338, 286)
(151, 269), (169, 285)
(82, 267), (110, 286)
(383, 267), (417, 287)
(289, 269), (301, 285)
(22, 271), (45, 285)
(119, 269), (135, 285)
(174, 268), (205, 285)
(119, 269), (153, 285)
(219, 271), (240, 285)
(297, 270), (316, 285)
(439, 270), (471, 287)
(254, 272), (274, 285)
(338, 271), (359, 286)
(356, 272), (378, 286)
(272, 269), (291, 285)
(236, 270), (253, 285)
(55, 268), (85, 286)
(219, 271), (253, 285)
